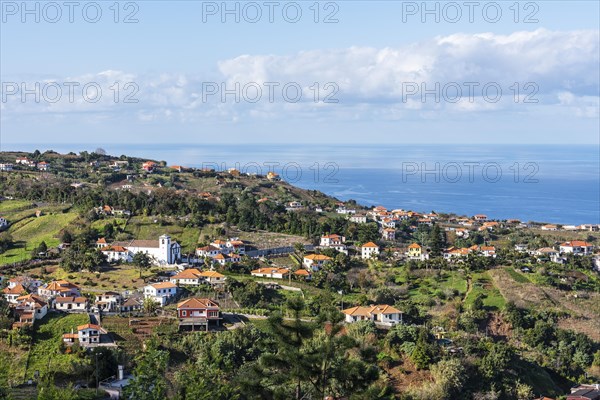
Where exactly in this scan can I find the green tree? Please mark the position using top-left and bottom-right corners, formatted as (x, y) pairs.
(428, 224), (445, 257)
(123, 340), (169, 400)
(133, 252), (153, 278)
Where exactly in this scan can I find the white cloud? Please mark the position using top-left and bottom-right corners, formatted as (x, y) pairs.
(1, 29), (598, 126)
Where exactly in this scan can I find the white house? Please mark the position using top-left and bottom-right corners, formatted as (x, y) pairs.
(0, 163), (13, 171)
(361, 242), (380, 259)
(37, 162), (50, 171)
(382, 228), (396, 241)
(342, 304), (403, 326)
(3, 283), (27, 304)
(170, 268), (204, 286)
(541, 224), (558, 231)
(15, 157), (36, 167)
(15, 294), (48, 324)
(349, 214), (367, 224)
(251, 267), (290, 279)
(76, 324), (108, 346)
(94, 292), (122, 312)
(0, 216), (8, 229)
(319, 234), (348, 254)
(101, 245), (132, 263)
(559, 241), (594, 255)
(196, 245), (221, 258)
(54, 296), (88, 312)
(144, 282), (177, 306)
(38, 280), (80, 299)
(303, 254), (332, 271)
(199, 271), (226, 286)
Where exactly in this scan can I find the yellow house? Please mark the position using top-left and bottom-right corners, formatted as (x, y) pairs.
(407, 243), (422, 258)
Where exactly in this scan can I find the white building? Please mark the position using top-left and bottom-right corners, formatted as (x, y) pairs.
(170, 268), (204, 286)
(342, 304), (402, 326)
(559, 241), (594, 255)
(0, 164), (13, 172)
(54, 296), (88, 312)
(95, 292), (122, 312)
(303, 254), (332, 271)
(106, 234), (182, 265)
(0, 216), (7, 229)
(349, 214), (367, 224)
(251, 267), (290, 279)
(77, 324), (107, 346)
(361, 242), (380, 259)
(319, 234), (348, 254)
(144, 282), (177, 306)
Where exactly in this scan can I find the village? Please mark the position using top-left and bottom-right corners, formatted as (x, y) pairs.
(0, 151), (599, 399)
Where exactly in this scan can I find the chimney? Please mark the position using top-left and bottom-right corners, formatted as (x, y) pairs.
(118, 365), (124, 381)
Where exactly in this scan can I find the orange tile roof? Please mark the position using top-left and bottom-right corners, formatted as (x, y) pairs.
(304, 254), (332, 261)
(408, 243), (421, 249)
(294, 269), (311, 276)
(251, 267), (289, 275)
(3, 283), (27, 295)
(172, 268), (203, 280)
(62, 333), (78, 339)
(561, 241), (593, 247)
(177, 297), (219, 309)
(54, 296), (87, 304)
(213, 253), (226, 260)
(199, 271), (225, 278)
(97, 238), (107, 244)
(362, 242), (379, 248)
(17, 294), (47, 307)
(77, 323), (104, 332)
(151, 282), (177, 289)
(342, 304), (402, 316)
(101, 245), (128, 252)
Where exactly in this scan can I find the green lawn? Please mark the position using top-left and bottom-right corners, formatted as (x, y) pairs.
(0, 199), (33, 213)
(465, 272), (506, 310)
(125, 217), (200, 252)
(504, 267), (531, 284)
(47, 264), (148, 291)
(26, 313), (91, 379)
(0, 212), (79, 265)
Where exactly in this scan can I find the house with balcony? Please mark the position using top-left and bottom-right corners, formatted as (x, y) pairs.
(177, 297), (221, 331)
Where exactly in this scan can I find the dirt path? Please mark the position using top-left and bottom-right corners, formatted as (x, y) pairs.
(462, 275), (472, 304)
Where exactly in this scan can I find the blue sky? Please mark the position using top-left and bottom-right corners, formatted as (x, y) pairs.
(1, 1), (599, 146)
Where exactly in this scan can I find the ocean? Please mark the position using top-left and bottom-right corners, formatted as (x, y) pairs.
(5, 143), (600, 225)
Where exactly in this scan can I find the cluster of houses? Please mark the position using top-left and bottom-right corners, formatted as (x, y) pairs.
(195, 238), (245, 265)
(535, 384), (600, 400)
(1, 276), (148, 329)
(513, 240), (596, 265)
(0, 157), (50, 172)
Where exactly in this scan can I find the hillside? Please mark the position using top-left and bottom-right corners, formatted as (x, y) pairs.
(0, 149), (599, 400)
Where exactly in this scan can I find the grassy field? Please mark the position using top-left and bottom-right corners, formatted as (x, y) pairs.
(503, 267), (531, 283)
(0, 342), (29, 387)
(489, 268), (600, 341)
(37, 264), (148, 292)
(125, 216), (200, 252)
(0, 199), (34, 214)
(26, 313), (91, 379)
(0, 211), (79, 265)
(465, 271), (506, 310)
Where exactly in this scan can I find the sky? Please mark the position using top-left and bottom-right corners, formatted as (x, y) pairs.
(1, 0), (599, 146)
